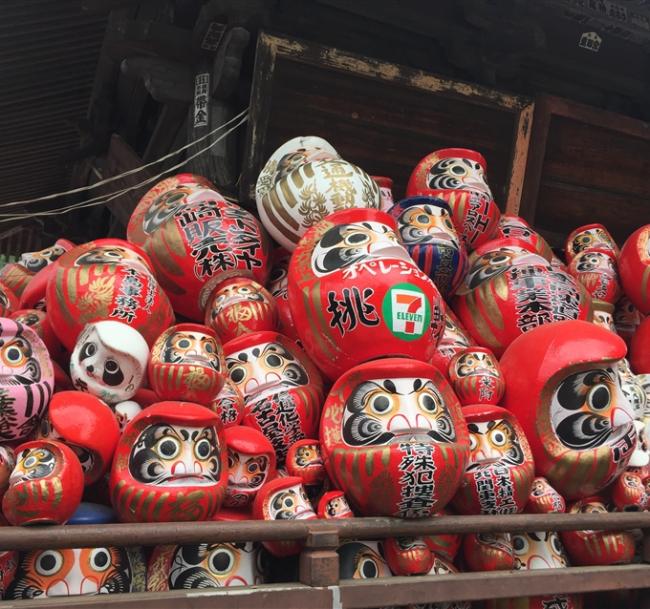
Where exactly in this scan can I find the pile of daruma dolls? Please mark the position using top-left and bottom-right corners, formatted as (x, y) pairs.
(0, 136), (647, 609)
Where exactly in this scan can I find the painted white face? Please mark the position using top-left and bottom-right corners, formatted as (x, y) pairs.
(465, 247), (548, 290)
(550, 366), (635, 451)
(396, 204), (459, 247)
(512, 531), (569, 570)
(169, 542), (261, 589)
(455, 351), (498, 378)
(499, 217), (534, 240)
(10, 446), (56, 483)
(466, 419), (524, 470)
(427, 156), (491, 197)
(311, 221), (411, 276)
(617, 360), (647, 421)
(227, 451), (270, 492)
(593, 310), (616, 333)
(129, 424), (221, 487)
(268, 483), (315, 520)
(342, 377), (456, 446)
(574, 251), (616, 274)
(570, 228), (615, 256)
(338, 541), (392, 580)
(70, 322), (149, 404)
(225, 342), (309, 402)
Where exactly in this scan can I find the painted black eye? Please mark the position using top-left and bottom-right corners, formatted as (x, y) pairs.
(36, 550), (63, 576)
(90, 548), (111, 572)
(195, 439), (211, 460)
(204, 342), (215, 354)
(5, 346), (22, 363)
(588, 385), (610, 411)
(512, 535), (527, 554)
(416, 214), (430, 224)
(370, 395), (391, 414)
(156, 438), (180, 459)
(360, 557), (378, 578)
(80, 342), (97, 360)
(178, 339), (191, 349)
(230, 366), (246, 384)
(490, 430), (506, 446)
(284, 497), (294, 508)
(103, 360), (124, 386)
(266, 354), (282, 368)
(419, 393), (437, 413)
(346, 232), (369, 245)
(210, 548), (234, 574)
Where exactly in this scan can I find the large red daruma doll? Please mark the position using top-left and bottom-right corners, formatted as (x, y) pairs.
(406, 148), (500, 250)
(109, 402), (227, 523)
(127, 173), (214, 247)
(288, 208), (445, 381)
(618, 224), (650, 315)
(138, 193), (271, 321)
(320, 358), (470, 518)
(46, 239), (174, 351)
(452, 238), (592, 357)
(500, 320), (637, 500)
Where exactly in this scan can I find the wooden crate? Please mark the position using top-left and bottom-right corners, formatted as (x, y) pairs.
(241, 33), (534, 215)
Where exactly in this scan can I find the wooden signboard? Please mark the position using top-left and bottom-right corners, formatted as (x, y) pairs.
(241, 33), (535, 215)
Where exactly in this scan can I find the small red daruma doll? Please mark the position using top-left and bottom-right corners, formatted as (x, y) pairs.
(286, 439), (326, 487)
(463, 532), (515, 571)
(406, 148), (500, 250)
(223, 426), (276, 508)
(568, 248), (621, 305)
(320, 357), (470, 518)
(317, 490), (354, 519)
(149, 323), (226, 405)
(3, 440), (84, 526)
(109, 402), (227, 523)
(383, 537), (433, 576)
(452, 405), (534, 515)
(203, 276), (278, 343)
(501, 320), (637, 500)
(448, 347), (505, 405)
(36, 391), (120, 486)
(619, 224), (650, 315)
(223, 331), (324, 465)
(565, 223), (619, 263)
(288, 207), (445, 381)
(525, 477), (566, 514)
(253, 476), (317, 557)
(560, 497), (635, 566)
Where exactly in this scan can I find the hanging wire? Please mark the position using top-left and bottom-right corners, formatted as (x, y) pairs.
(0, 107), (249, 209)
(0, 112), (249, 225)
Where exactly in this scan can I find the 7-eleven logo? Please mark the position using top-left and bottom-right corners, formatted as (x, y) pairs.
(383, 284), (431, 341)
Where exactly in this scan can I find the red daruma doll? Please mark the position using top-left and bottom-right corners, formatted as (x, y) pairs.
(109, 402), (227, 523)
(288, 208), (445, 380)
(223, 331), (324, 465)
(452, 405), (534, 515)
(320, 357), (470, 517)
(500, 320), (636, 499)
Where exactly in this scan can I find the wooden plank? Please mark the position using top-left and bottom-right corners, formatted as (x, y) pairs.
(337, 565), (650, 607)
(3, 566), (649, 609)
(505, 100), (534, 215)
(519, 95), (553, 223)
(1, 513), (648, 552)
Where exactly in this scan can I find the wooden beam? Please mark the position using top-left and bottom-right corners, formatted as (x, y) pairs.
(505, 100), (534, 215)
